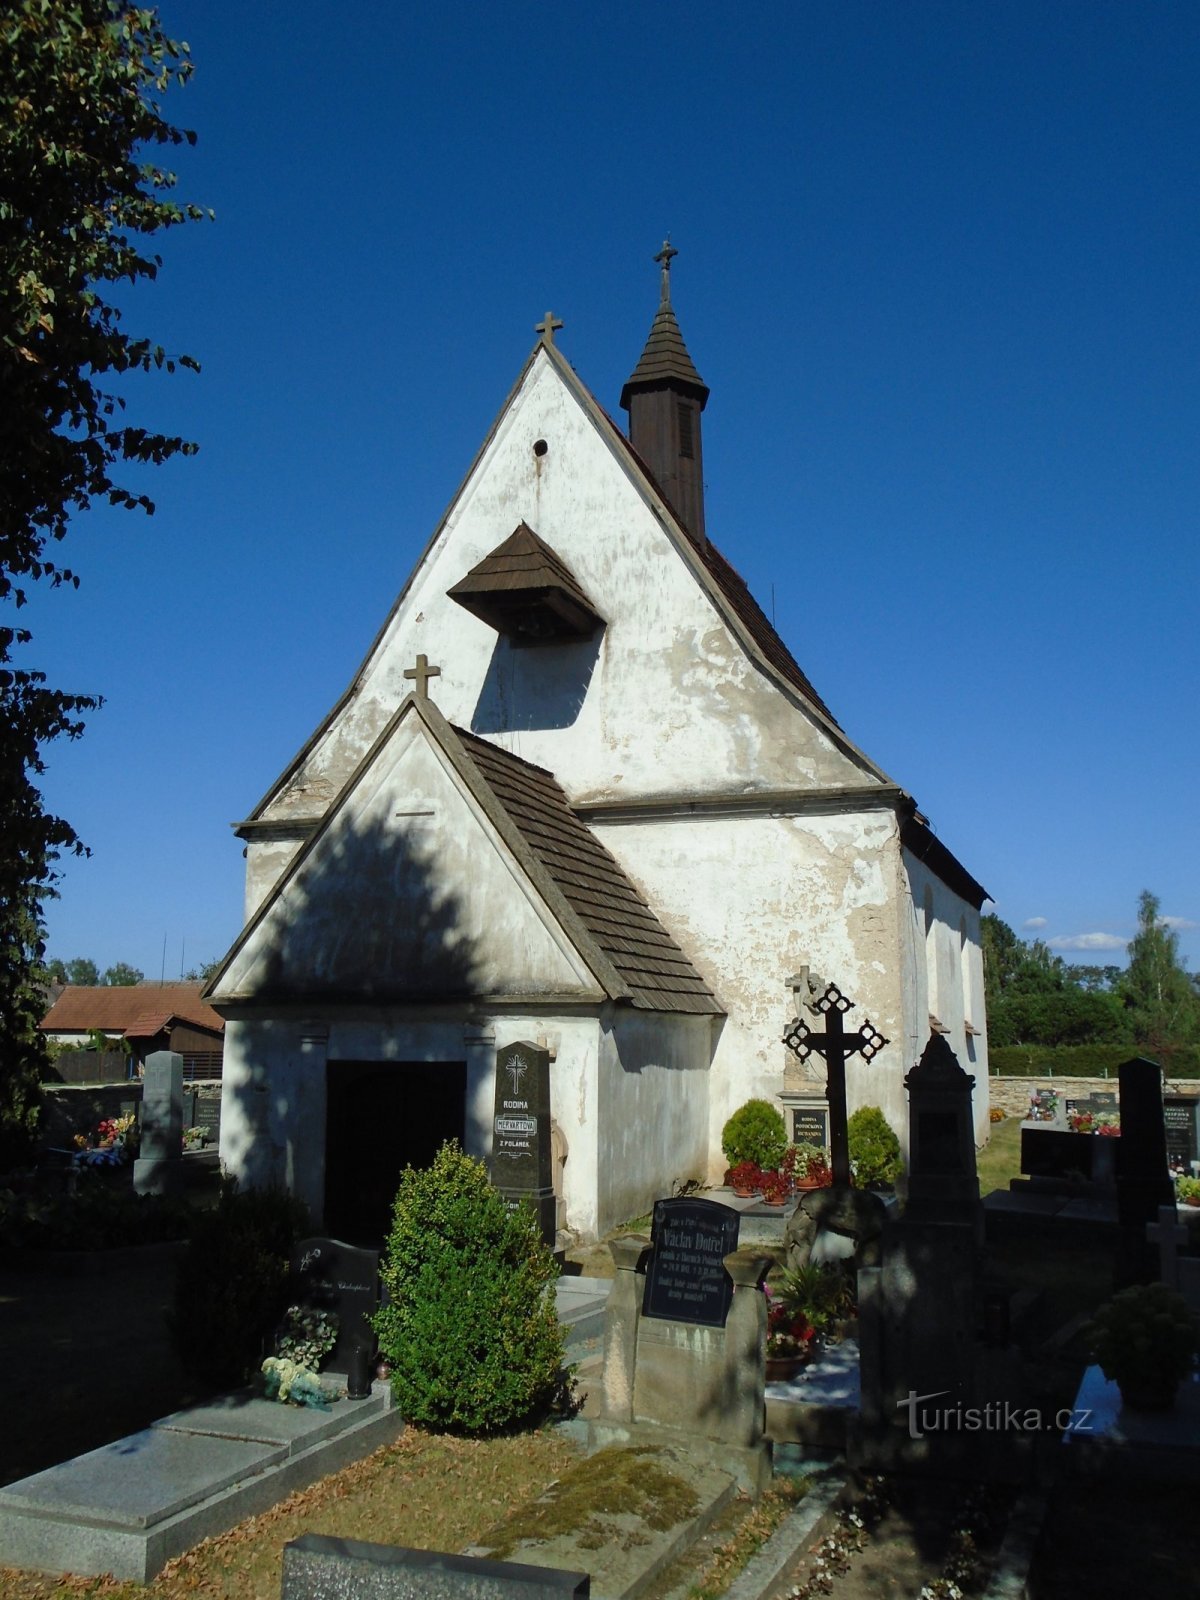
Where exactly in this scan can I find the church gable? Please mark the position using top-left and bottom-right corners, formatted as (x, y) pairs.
(211, 702), (609, 1007)
(251, 339), (884, 830)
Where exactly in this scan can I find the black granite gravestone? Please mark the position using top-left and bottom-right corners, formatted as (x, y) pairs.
(290, 1237), (380, 1374)
(282, 1534), (589, 1600)
(641, 1196), (740, 1328)
(1064, 1090), (1118, 1121)
(1164, 1095), (1200, 1176)
(489, 1041), (555, 1246)
(790, 1104), (829, 1149)
(1115, 1058), (1176, 1284)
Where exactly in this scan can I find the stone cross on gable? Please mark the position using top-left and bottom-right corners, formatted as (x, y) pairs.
(535, 310), (564, 345)
(783, 981), (889, 1188)
(403, 653), (441, 701)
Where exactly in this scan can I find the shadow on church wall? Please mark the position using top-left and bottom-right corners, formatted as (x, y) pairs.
(470, 632), (602, 733)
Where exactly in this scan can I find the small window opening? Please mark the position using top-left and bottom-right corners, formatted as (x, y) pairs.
(532, 438), (548, 458)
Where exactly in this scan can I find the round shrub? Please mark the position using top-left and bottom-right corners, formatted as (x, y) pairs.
(847, 1105), (903, 1188)
(373, 1141), (567, 1435)
(169, 1180), (310, 1390)
(721, 1099), (788, 1171)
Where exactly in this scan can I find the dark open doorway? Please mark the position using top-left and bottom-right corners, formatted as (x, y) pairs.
(325, 1060), (467, 1246)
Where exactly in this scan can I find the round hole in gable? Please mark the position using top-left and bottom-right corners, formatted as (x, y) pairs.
(533, 438), (548, 458)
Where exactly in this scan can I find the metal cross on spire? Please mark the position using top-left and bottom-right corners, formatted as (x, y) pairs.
(782, 981), (889, 1188)
(535, 310), (564, 345)
(403, 653), (441, 701)
(654, 237), (678, 304)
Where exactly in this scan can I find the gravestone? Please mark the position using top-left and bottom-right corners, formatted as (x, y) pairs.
(1064, 1090), (1118, 1122)
(787, 1101), (830, 1150)
(1115, 1057), (1176, 1286)
(642, 1197), (741, 1327)
(489, 1041), (555, 1246)
(1164, 1095), (1200, 1176)
(282, 1534), (588, 1600)
(133, 1050), (184, 1196)
(290, 1237), (380, 1376)
(903, 1032), (981, 1228)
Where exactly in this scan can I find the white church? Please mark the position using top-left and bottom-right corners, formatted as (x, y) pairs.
(208, 250), (989, 1245)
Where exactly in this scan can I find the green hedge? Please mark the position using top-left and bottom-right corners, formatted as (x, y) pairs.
(990, 1043), (1200, 1080)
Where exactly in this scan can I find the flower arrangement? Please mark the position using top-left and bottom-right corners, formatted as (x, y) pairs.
(1087, 1283), (1199, 1410)
(760, 1170), (791, 1204)
(779, 1261), (856, 1337)
(725, 1159), (763, 1195)
(1176, 1175), (1200, 1206)
(1027, 1089), (1059, 1122)
(764, 1285), (818, 1361)
(1068, 1111), (1120, 1136)
(261, 1356), (332, 1409)
(182, 1126), (207, 1150)
(275, 1304), (339, 1372)
(790, 1142), (832, 1186)
(988, 1107), (1006, 1124)
(74, 1113), (139, 1158)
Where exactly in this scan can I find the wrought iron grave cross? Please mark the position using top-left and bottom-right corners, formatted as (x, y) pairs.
(403, 653), (441, 701)
(782, 982), (889, 1188)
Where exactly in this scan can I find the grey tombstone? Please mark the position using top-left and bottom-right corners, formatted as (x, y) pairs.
(289, 1237), (380, 1375)
(282, 1534), (588, 1600)
(1115, 1057), (1176, 1285)
(133, 1050), (184, 1196)
(489, 1041), (555, 1246)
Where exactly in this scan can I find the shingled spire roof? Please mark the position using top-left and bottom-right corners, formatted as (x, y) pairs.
(620, 241), (709, 408)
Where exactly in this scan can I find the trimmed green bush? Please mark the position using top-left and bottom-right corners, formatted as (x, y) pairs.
(847, 1105), (903, 1188)
(721, 1099), (788, 1171)
(169, 1180), (310, 1390)
(373, 1141), (567, 1435)
(990, 1043), (1200, 1079)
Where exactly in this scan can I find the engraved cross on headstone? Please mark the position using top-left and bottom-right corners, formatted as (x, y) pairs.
(535, 310), (564, 345)
(782, 981), (889, 1188)
(403, 653), (441, 700)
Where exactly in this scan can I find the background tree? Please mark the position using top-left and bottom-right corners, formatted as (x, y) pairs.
(101, 961), (142, 986)
(0, 3), (205, 1165)
(65, 956), (100, 985)
(1120, 890), (1200, 1051)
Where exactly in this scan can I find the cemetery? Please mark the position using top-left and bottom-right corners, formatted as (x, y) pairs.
(1, 1017), (1198, 1599)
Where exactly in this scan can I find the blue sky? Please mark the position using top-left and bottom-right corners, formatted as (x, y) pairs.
(25, 0), (1200, 980)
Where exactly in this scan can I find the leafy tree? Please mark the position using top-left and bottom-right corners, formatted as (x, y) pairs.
(64, 956), (100, 985)
(1120, 890), (1200, 1051)
(102, 961), (142, 986)
(182, 956), (221, 984)
(0, 3), (205, 1163)
(981, 913), (1024, 1014)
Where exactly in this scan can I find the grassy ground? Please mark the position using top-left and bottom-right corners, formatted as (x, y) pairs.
(0, 1430), (581, 1600)
(976, 1114), (1023, 1197)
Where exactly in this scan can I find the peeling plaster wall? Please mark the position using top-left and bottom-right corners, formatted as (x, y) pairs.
(254, 352), (877, 880)
(596, 1010), (711, 1236)
(219, 1010), (607, 1239)
(592, 810), (915, 1165)
(902, 849), (990, 1145)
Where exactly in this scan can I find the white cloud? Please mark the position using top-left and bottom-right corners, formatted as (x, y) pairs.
(1022, 917), (1048, 931)
(1048, 931), (1126, 953)
(1160, 916), (1199, 932)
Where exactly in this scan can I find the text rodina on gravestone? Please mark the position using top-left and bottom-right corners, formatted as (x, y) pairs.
(489, 1041), (555, 1245)
(642, 1196), (741, 1327)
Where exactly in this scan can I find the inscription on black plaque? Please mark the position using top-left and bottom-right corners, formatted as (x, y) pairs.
(641, 1197), (740, 1328)
(790, 1105), (829, 1149)
(290, 1236), (380, 1372)
(1164, 1096), (1200, 1173)
(489, 1041), (555, 1245)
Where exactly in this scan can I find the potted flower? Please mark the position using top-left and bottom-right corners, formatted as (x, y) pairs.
(1087, 1283), (1199, 1411)
(726, 1160), (763, 1197)
(761, 1170), (791, 1206)
(764, 1286), (818, 1379)
(789, 1143), (832, 1190)
(1177, 1176), (1200, 1208)
(779, 1261), (856, 1342)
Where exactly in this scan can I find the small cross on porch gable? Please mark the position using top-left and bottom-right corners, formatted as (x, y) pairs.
(535, 310), (564, 346)
(783, 981), (889, 1189)
(403, 653), (441, 701)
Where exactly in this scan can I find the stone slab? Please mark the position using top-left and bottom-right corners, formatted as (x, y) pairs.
(154, 1389), (382, 1454)
(765, 1340), (859, 1450)
(1062, 1365), (1200, 1480)
(0, 1428), (283, 1530)
(283, 1533), (589, 1600)
(0, 1387), (403, 1581)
